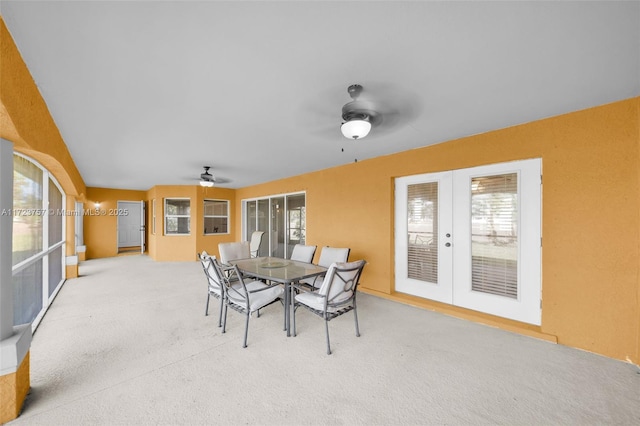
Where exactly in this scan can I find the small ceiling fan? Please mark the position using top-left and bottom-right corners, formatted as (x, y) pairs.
(199, 166), (216, 187)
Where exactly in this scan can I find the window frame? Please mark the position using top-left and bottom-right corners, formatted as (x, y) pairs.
(11, 152), (66, 331)
(203, 199), (229, 235)
(164, 198), (191, 236)
(152, 199), (156, 235)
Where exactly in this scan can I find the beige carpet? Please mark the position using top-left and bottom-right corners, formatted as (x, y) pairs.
(8, 255), (640, 425)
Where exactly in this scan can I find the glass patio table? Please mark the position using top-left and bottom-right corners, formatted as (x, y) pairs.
(230, 257), (327, 336)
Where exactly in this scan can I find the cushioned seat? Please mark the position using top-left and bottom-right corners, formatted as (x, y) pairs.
(298, 246), (350, 289)
(289, 244), (317, 263)
(214, 260), (284, 348)
(218, 241), (251, 265)
(292, 259), (366, 354)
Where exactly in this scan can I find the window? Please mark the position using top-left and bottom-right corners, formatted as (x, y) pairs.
(203, 199), (229, 234)
(12, 153), (66, 330)
(165, 198), (190, 235)
(243, 192), (305, 259)
(152, 199), (156, 234)
(13, 155), (43, 265)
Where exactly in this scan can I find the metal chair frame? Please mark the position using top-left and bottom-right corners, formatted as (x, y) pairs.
(292, 260), (366, 354)
(198, 252), (225, 327)
(215, 261), (283, 348)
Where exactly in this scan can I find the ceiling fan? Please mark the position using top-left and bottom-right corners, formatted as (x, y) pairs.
(300, 82), (420, 141)
(340, 84), (380, 140)
(199, 166), (216, 187)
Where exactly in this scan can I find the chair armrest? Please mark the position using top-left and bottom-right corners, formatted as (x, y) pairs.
(291, 281), (317, 294)
(247, 284), (279, 294)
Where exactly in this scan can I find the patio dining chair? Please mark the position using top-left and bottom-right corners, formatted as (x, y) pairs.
(218, 241), (250, 265)
(198, 251), (225, 327)
(290, 244), (317, 263)
(215, 260), (284, 348)
(298, 246), (350, 289)
(249, 231), (265, 258)
(292, 259), (366, 355)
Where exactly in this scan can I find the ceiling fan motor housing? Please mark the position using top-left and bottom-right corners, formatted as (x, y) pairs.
(342, 100), (378, 125)
(342, 84), (379, 126)
(200, 166), (214, 181)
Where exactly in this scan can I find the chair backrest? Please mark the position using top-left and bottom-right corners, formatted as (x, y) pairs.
(317, 260), (366, 308)
(218, 263), (251, 309)
(198, 252), (223, 294)
(290, 244), (317, 263)
(218, 241), (251, 264)
(249, 231), (265, 257)
(317, 246), (350, 268)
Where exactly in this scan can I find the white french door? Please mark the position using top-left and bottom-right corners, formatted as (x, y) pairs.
(395, 159), (541, 325)
(395, 171), (454, 303)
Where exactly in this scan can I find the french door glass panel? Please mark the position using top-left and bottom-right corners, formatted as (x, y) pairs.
(470, 173), (518, 299)
(396, 159), (541, 325)
(395, 171), (453, 303)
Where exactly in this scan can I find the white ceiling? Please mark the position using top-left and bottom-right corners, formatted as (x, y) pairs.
(2, 1), (638, 190)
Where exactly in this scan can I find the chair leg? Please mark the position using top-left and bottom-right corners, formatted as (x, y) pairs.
(217, 296), (224, 327)
(353, 303), (360, 337)
(324, 317), (331, 355)
(291, 286), (297, 337)
(242, 313), (249, 348)
(205, 293), (210, 316)
(292, 306), (297, 338)
(222, 303), (228, 334)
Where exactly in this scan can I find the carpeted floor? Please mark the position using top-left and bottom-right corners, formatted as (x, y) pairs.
(8, 255), (640, 425)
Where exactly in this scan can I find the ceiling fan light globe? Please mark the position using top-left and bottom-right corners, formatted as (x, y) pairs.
(199, 179), (214, 187)
(341, 119), (371, 140)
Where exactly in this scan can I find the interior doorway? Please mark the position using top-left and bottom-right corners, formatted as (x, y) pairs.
(117, 201), (145, 254)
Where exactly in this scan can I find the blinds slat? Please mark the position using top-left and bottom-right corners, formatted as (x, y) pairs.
(471, 173), (518, 299)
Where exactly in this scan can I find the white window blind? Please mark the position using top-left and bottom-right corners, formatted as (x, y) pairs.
(165, 198), (190, 235)
(407, 182), (438, 282)
(470, 173), (518, 299)
(203, 199), (228, 234)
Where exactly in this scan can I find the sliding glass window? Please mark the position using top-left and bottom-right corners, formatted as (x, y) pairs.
(12, 153), (65, 330)
(243, 192), (305, 259)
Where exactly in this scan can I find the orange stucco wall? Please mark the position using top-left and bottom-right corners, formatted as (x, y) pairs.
(145, 185), (237, 261)
(235, 98), (640, 364)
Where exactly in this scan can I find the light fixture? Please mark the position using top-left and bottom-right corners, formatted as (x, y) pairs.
(341, 84), (377, 140)
(94, 202), (100, 209)
(199, 179), (214, 187)
(341, 116), (371, 140)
